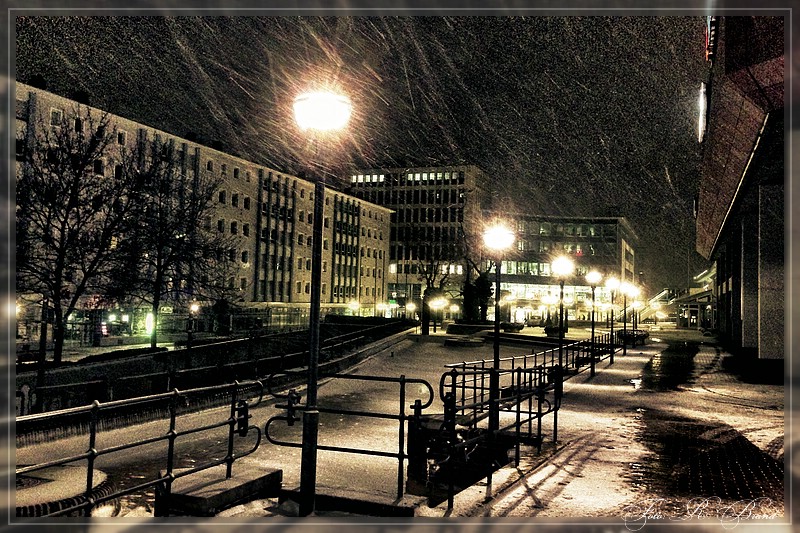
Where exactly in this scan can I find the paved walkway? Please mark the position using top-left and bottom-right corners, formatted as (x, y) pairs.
(214, 327), (788, 527)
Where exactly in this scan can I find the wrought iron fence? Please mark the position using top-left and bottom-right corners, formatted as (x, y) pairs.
(16, 380), (264, 517)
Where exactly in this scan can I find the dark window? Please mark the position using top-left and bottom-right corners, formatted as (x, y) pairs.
(117, 131), (127, 145)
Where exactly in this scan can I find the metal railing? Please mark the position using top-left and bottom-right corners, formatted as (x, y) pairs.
(265, 371), (435, 500)
(16, 380), (264, 517)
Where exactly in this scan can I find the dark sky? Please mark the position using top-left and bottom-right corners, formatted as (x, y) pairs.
(14, 15), (711, 291)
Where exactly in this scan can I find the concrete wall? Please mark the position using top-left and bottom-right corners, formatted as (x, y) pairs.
(758, 183), (784, 359)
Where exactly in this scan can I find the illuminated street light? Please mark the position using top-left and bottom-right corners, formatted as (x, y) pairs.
(620, 282), (640, 357)
(482, 222), (515, 439)
(551, 255), (573, 444)
(294, 88), (351, 517)
(605, 277), (620, 364)
(186, 301), (199, 351)
(585, 270), (602, 377)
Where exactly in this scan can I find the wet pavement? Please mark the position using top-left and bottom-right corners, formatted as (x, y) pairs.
(15, 324), (790, 529)
(206, 326), (787, 528)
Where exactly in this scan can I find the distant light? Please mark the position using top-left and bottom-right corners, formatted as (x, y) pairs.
(698, 82), (707, 143)
(348, 300), (360, 311)
(406, 303), (417, 313)
(585, 270), (602, 286)
(294, 91), (352, 131)
(483, 223), (515, 252)
(552, 256), (574, 278)
(605, 277), (620, 291)
(145, 312), (155, 334)
(108, 313), (117, 322)
(450, 304), (460, 313)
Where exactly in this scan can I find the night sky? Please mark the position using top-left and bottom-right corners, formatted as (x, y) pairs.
(14, 15), (712, 291)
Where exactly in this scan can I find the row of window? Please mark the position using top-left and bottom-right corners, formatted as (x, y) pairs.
(49, 108), (128, 146)
(350, 170), (466, 185)
(516, 241), (599, 256)
(361, 188), (466, 207)
(205, 160), (251, 182)
(517, 221), (619, 238)
(218, 190), (252, 209)
(393, 207), (464, 224)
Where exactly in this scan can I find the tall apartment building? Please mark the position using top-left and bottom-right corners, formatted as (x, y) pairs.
(346, 165), (490, 307)
(485, 212), (639, 323)
(15, 82), (391, 335)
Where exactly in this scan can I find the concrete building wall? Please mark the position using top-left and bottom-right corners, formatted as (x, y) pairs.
(758, 183), (784, 359)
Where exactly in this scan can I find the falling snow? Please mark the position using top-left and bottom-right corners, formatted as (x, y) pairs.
(15, 15), (710, 289)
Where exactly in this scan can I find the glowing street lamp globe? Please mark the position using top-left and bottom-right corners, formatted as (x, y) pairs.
(293, 91), (352, 132)
(552, 256), (574, 278)
(483, 223), (515, 252)
(585, 270), (602, 287)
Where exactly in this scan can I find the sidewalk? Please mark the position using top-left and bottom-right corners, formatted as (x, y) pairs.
(216, 327), (787, 525)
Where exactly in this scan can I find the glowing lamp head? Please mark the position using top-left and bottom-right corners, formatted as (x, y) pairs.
(620, 282), (640, 298)
(483, 223), (515, 253)
(585, 270), (602, 286)
(294, 91), (352, 131)
(551, 256), (574, 278)
(605, 277), (620, 291)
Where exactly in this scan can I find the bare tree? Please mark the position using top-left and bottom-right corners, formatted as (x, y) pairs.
(16, 105), (137, 363)
(108, 137), (232, 348)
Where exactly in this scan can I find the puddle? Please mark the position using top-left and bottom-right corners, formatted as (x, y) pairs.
(627, 409), (784, 502)
(639, 341), (698, 391)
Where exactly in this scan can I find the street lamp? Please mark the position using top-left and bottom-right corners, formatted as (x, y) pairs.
(605, 277), (620, 364)
(294, 88), (352, 517)
(551, 256), (575, 370)
(482, 222), (515, 436)
(585, 270), (602, 377)
(429, 298), (447, 333)
(187, 302), (199, 350)
(620, 282), (640, 357)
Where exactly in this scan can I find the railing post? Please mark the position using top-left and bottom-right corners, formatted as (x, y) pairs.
(553, 364), (562, 443)
(442, 391), (457, 511)
(406, 399), (427, 494)
(514, 367), (521, 466)
(84, 400), (100, 517)
(397, 375), (406, 500)
(155, 389), (179, 517)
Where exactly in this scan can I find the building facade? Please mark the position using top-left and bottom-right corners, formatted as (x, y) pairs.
(15, 82), (391, 338)
(694, 16), (784, 361)
(346, 165), (490, 311)
(485, 213), (640, 324)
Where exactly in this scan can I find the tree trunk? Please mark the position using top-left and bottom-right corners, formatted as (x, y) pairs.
(150, 296), (160, 349)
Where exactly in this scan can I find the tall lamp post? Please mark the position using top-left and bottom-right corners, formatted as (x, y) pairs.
(551, 256), (574, 443)
(551, 256), (575, 370)
(482, 223), (515, 437)
(293, 89), (352, 517)
(585, 270), (602, 377)
(605, 277), (620, 364)
(620, 282), (639, 357)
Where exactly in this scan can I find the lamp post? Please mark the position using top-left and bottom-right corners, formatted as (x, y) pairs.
(293, 89), (352, 517)
(551, 256), (575, 370)
(482, 223), (515, 436)
(187, 302), (199, 350)
(620, 282), (639, 357)
(585, 270), (602, 377)
(605, 277), (619, 364)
